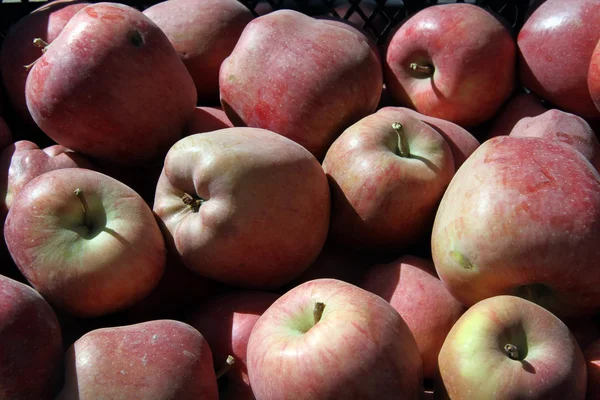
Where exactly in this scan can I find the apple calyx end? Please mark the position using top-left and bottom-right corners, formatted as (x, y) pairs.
(313, 302), (326, 325)
(23, 38), (50, 71)
(181, 193), (204, 213)
(409, 62), (434, 77)
(215, 355), (236, 380)
(393, 122), (410, 158)
(504, 343), (520, 360)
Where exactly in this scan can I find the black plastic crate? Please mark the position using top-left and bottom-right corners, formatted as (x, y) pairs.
(1, 0), (532, 46)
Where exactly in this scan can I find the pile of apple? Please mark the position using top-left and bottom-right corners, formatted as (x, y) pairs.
(2, 0), (600, 398)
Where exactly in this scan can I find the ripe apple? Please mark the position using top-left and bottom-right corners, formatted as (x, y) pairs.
(322, 107), (454, 252)
(183, 106), (234, 137)
(389, 106), (480, 169)
(432, 136), (600, 318)
(186, 290), (279, 400)
(153, 127), (330, 289)
(0, 140), (94, 223)
(485, 92), (547, 139)
(518, 0), (600, 119)
(219, 9), (383, 159)
(436, 295), (587, 399)
(509, 109), (600, 171)
(0, 0), (89, 125)
(57, 319), (218, 399)
(584, 338), (600, 399)
(589, 38), (600, 113)
(143, 0), (253, 105)
(246, 278), (423, 399)
(4, 168), (166, 317)
(384, 3), (516, 127)
(0, 274), (63, 400)
(360, 255), (465, 379)
(25, 2), (197, 164)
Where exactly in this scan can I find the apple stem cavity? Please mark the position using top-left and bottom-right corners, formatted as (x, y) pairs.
(74, 188), (91, 228)
(504, 344), (520, 360)
(409, 62), (435, 77)
(215, 355), (236, 380)
(393, 122), (411, 158)
(313, 302), (326, 325)
(181, 193), (204, 213)
(23, 38), (50, 71)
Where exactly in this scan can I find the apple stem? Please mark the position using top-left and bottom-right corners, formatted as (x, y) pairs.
(409, 62), (434, 76)
(73, 188), (91, 228)
(215, 355), (236, 380)
(504, 344), (520, 360)
(393, 122), (410, 158)
(313, 302), (326, 325)
(23, 38), (50, 71)
(181, 193), (204, 213)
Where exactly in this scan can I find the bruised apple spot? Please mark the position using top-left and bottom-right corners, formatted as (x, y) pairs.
(128, 30), (144, 48)
(450, 250), (475, 271)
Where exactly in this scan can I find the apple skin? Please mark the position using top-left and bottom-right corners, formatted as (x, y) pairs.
(4, 168), (167, 317)
(57, 319), (218, 400)
(584, 338), (600, 399)
(0, 275), (63, 400)
(247, 278), (423, 399)
(219, 9), (383, 160)
(0, 140), (94, 222)
(153, 127), (330, 290)
(509, 109), (600, 171)
(589, 38), (600, 113)
(0, 0), (89, 125)
(322, 107), (454, 252)
(384, 3), (516, 127)
(518, 0), (600, 120)
(185, 290), (279, 400)
(431, 136), (600, 318)
(485, 92), (547, 139)
(360, 255), (465, 379)
(388, 106), (479, 169)
(143, 0), (252, 105)
(436, 295), (586, 399)
(183, 106), (234, 137)
(25, 2), (197, 164)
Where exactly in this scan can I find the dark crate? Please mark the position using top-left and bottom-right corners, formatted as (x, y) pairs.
(1, 0), (532, 46)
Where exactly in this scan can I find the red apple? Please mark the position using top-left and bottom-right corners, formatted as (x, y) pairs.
(432, 136), (600, 318)
(518, 0), (600, 119)
(219, 9), (383, 159)
(0, 140), (94, 222)
(25, 2), (197, 164)
(485, 92), (547, 139)
(589, 37), (600, 113)
(360, 255), (465, 379)
(322, 107), (454, 252)
(183, 106), (234, 137)
(436, 295), (587, 399)
(384, 3), (516, 127)
(4, 168), (166, 317)
(57, 319), (218, 399)
(185, 290), (279, 400)
(0, 0), (89, 125)
(584, 338), (600, 399)
(0, 275), (63, 400)
(143, 0), (253, 105)
(247, 278), (423, 399)
(389, 106), (480, 169)
(510, 109), (600, 171)
(153, 127), (330, 289)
